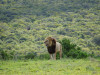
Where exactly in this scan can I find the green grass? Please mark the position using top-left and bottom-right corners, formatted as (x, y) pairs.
(0, 58), (100, 75)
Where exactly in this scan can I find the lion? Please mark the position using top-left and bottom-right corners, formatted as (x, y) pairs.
(44, 37), (62, 60)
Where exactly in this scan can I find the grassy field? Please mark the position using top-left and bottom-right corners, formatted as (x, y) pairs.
(0, 58), (100, 75)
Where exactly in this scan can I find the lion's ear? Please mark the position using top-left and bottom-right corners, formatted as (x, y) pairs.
(52, 38), (56, 45)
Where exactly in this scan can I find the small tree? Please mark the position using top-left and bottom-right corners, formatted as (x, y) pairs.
(60, 38), (88, 58)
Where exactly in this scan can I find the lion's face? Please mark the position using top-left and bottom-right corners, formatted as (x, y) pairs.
(44, 37), (52, 47)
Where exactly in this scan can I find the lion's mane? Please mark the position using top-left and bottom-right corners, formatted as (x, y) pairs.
(45, 37), (56, 54)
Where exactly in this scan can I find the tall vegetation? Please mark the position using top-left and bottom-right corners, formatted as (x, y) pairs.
(60, 38), (88, 59)
(93, 34), (100, 46)
(0, 0), (100, 59)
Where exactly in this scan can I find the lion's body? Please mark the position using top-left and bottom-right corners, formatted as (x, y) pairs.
(47, 42), (61, 54)
(44, 37), (62, 60)
(47, 45), (56, 54)
(56, 42), (62, 52)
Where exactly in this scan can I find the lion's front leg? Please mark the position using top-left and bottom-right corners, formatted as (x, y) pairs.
(50, 54), (53, 60)
(53, 53), (56, 60)
(50, 54), (56, 60)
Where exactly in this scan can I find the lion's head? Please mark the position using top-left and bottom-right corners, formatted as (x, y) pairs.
(44, 37), (56, 47)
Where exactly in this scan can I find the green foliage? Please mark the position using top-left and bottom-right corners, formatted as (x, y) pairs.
(60, 38), (76, 54)
(57, 28), (66, 35)
(93, 34), (100, 46)
(38, 53), (50, 60)
(67, 49), (88, 59)
(0, 0), (99, 22)
(0, 50), (9, 60)
(25, 52), (37, 59)
(0, 0), (100, 60)
(0, 50), (15, 60)
(60, 38), (88, 58)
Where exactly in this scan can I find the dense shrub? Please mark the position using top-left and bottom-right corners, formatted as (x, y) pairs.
(0, 49), (15, 60)
(0, 50), (9, 60)
(20, 37), (27, 43)
(67, 49), (88, 58)
(93, 34), (100, 46)
(25, 52), (37, 59)
(57, 30), (66, 35)
(60, 38), (88, 58)
(0, 50), (14, 60)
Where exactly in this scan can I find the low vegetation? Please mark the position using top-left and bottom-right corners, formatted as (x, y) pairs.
(0, 58), (100, 75)
(60, 38), (89, 59)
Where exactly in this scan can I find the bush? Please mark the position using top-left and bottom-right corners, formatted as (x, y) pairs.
(0, 49), (15, 60)
(67, 49), (88, 59)
(93, 34), (100, 46)
(57, 30), (66, 35)
(0, 50), (9, 60)
(60, 38), (88, 58)
(25, 52), (37, 59)
(60, 38), (76, 55)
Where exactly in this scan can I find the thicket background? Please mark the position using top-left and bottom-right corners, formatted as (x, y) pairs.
(0, 0), (100, 59)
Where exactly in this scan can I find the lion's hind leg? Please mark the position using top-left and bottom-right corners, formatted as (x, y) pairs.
(59, 50), (62, 59)
(60, 45), (62, 59)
